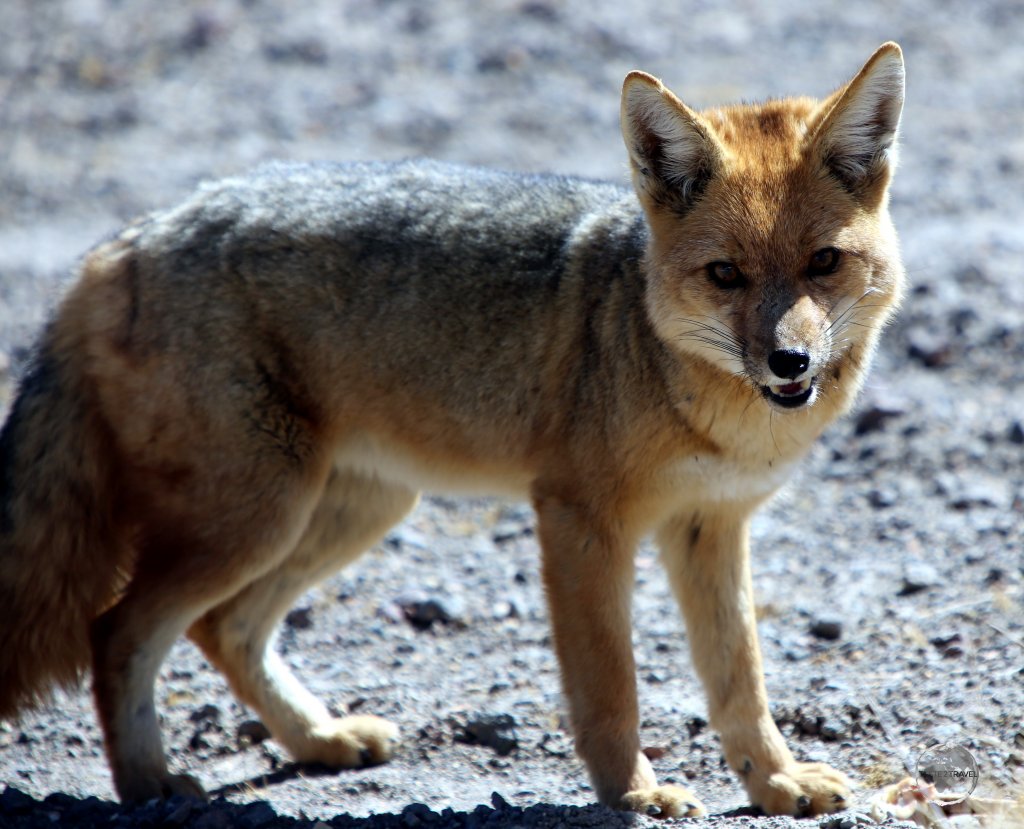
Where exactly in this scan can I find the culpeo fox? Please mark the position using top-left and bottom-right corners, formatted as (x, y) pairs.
(0, 44), (905, 817)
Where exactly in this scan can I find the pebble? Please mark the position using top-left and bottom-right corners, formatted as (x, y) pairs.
(899, 562), (942, 595)
(867, 487), (898, 509)
(809, 617), (843, 641)
(854, 404), (905, 435)
(284, 605), (314, 630)
(1008, 420), (1024, 444)
(398, 596), (462, 630)
(453, 713), (518, 756)
(907, 326), (954, 368)
(492, 521), (529, 544)
(189, 703), (222, 724)
(237, 719), (271, 747)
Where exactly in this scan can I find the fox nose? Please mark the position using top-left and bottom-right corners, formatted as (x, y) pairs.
(768, 348), (810, 380)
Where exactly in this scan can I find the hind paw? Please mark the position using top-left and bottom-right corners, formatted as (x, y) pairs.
(294, 714), (400, 767)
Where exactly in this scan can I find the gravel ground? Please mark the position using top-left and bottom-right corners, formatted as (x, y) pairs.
(0, 2), (1022, 828)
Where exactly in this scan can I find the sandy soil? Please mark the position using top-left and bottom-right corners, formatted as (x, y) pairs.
(0, 2), (1022, 828)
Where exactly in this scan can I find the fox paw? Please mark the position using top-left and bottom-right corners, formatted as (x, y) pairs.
(295, 715), (399, 768)
(745, 761), (851, 817)
(620, 785), (706, 819)
(118, 771), (207, 804)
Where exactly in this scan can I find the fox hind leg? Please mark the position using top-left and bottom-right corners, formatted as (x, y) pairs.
(91, 447), (334, 802)
(92, 487), (328, 803)
(188, 469), (417, 770)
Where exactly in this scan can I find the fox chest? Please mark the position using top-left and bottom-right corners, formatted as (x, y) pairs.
(656, 452), (800, 506)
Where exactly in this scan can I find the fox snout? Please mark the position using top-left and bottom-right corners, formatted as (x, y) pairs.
(747, 296), (829, 410)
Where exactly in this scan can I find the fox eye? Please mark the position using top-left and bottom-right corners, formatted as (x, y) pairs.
(807, 247), (841, 277)
(707, 261), (745, 289)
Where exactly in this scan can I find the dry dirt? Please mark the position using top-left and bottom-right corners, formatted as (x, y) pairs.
(0, 2), (1022, 828)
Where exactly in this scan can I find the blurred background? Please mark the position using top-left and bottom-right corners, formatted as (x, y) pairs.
(1, 0), (1023, 364)
(0, 1), (1021, 823)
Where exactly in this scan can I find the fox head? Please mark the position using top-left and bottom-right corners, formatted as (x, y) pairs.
(622, 43), (905, 413)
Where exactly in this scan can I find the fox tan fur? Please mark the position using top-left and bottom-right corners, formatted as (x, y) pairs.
(0, 44), (905, 817)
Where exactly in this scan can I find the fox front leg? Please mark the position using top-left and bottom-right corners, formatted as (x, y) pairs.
(658, 508), (851, 817)
(534, 493), (706, 819)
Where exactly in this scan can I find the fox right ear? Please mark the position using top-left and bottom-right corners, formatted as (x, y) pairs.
(621, 72), (724, 213)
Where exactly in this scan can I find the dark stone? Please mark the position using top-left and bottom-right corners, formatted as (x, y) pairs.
(237, 719), (272, 747)
(853, 404), (904, 435)
(453, 713), (518, 756)
(399, 596), (462, 631)
(1008, 421), (1024, 444)
(899, 562), (941, 595)
(285, 605), (314, 630)
(809, 618), (843, 641)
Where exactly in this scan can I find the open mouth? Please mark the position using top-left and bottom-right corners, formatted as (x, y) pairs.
(762, 377), (815, 409)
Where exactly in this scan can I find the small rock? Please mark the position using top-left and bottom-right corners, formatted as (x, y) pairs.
(867, 488), (897, 509)
(493, 521), (527, 543)
(491, 600), (519, 620)
(285, 606), (314, 630)
(1008, 421), (1024, 444)
(797, 715), (823, 736)
(853, 404), (904, 435)
(386, 526), (430, 549)
(453, 713), (518, 756)
(190, 703), (222, 724)
(809, 618), (843, 641)
(929, 631), (961, 649)
(642, 745), (669, 760)
(399, 596), (461, 630)
(907, 326), (954, 368)
(946, 474), (1009, 511)
(686, 716), (707, 737)
(490, 791), (510, 810)
(538, 732), (572, 758)
(898, 562), (941, 596)
(237, 719), (271, 747)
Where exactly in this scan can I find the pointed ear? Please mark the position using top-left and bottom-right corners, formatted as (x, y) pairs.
(621, 71), (725, 213)
(812, 42), (905, 198)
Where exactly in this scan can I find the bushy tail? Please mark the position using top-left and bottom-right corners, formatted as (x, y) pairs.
(0, 338), (130, 718)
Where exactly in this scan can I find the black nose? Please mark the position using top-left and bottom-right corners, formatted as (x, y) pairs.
(768, 348), (810, 380)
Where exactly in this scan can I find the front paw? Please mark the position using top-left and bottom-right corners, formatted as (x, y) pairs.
(745, 761), (851, 816)
(620, 785), (707, 819)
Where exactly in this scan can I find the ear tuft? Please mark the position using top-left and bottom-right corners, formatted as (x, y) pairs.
(621, 72), (723, 212)
(815, 42), (905, 196)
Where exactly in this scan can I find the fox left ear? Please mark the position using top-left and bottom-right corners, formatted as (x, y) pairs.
(812, 42), (905, 199)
